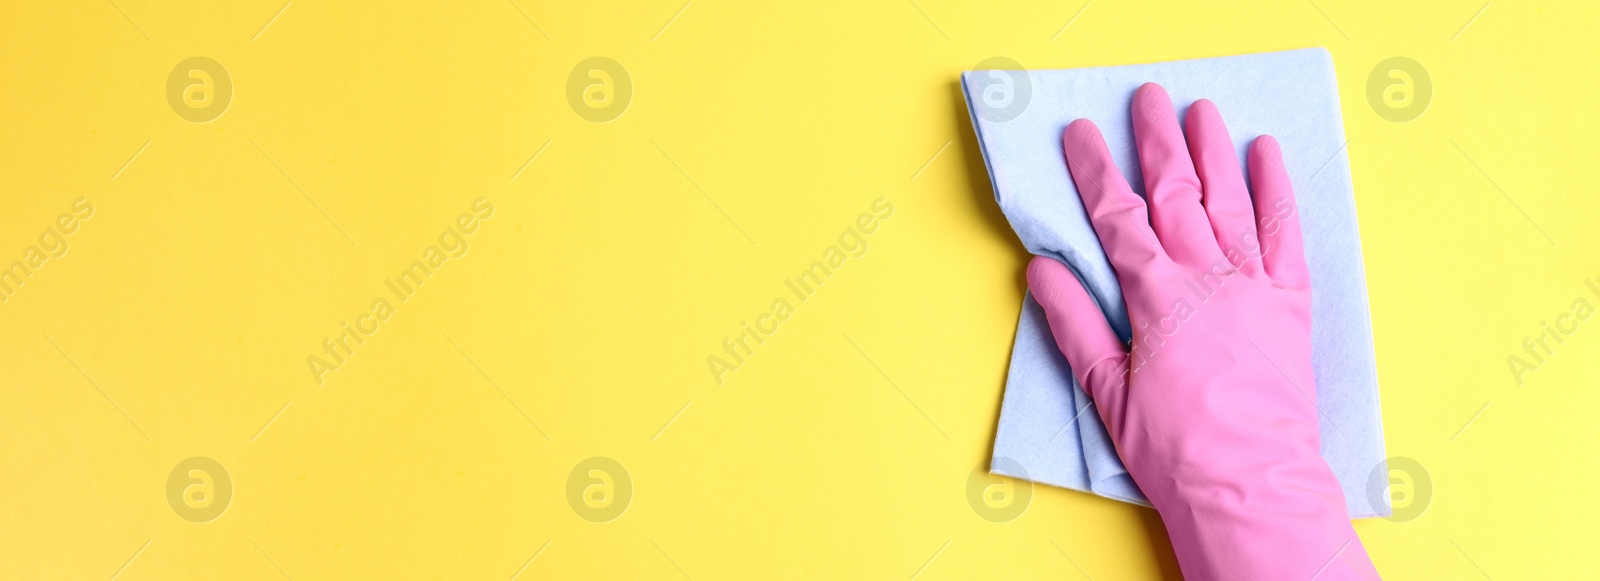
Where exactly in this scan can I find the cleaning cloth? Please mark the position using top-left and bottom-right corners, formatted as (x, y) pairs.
(962, 48), (1388, 517)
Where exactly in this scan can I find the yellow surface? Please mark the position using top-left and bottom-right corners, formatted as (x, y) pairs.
(1, 0), (1595, 578)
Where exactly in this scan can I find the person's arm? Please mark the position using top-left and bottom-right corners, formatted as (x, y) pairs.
(1027, 83), (1380, 580)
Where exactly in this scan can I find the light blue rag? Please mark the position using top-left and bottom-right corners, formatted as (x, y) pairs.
(962, 48), (1388, 518)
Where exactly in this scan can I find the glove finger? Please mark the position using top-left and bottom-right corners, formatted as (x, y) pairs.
(1027, 256), (1130, 405)
(1132, 83), (1222, 266)
(1062, 119), (1168, 278)
(1248, 136), (1311, 290)
(1184, 98), (1264, 279)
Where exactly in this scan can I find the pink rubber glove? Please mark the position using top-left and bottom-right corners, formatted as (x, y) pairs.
(1027, 83), (1379, 580)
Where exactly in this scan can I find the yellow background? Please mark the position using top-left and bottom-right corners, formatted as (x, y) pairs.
(2, 0), (1596, 578)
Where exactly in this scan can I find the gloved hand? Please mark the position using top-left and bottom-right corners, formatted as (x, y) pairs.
(1027, 83), (1379, 580)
